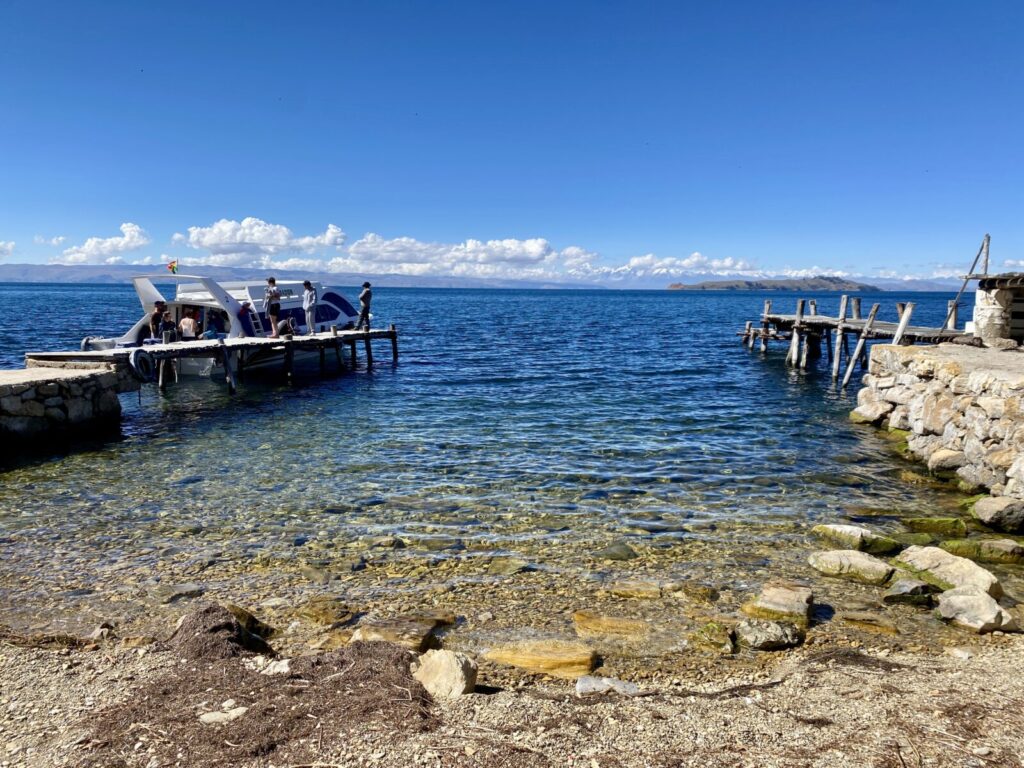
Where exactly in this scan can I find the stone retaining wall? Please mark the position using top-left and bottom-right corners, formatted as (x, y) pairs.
(851, 344), (1024, 500)
(0, 362), (139, 439)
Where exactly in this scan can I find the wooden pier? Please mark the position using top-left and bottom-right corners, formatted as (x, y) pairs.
(25, 326), (399, 395)
(739, 296), (971, 386)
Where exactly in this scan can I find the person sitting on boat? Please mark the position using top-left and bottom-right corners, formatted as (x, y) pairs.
(265, 277), (282, 338)
(302, 280), (318, 335)
(356, 281), (372, 330)
(179, 308), (198, 340)
(148, 300), (167, 339)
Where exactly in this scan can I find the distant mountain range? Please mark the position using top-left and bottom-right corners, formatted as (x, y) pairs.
(0, 263), (965, 292)
(671, 276), (880, 292)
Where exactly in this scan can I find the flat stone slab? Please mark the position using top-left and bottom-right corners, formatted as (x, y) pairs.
(740, 582), (813, 628)
(484, 639), (597, 679)
(811, 524), (900, 555)
(572, 610), (649, 641)
(351, 616), (442, 652)
(894, 545), (1002, 598)
(735, 620), (803, 651)
(0, 367), (110, 387)
(808, 550), (894, 585)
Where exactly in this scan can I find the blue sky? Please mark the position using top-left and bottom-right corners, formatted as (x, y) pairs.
(1, 1), (1022, 285)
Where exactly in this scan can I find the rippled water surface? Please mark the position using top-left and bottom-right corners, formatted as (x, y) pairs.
(5, 283), (1008, 647)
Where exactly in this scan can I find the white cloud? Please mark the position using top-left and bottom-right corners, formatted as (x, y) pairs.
(34, 235), (66, 246)
(0, 240), (14, 259)
(172, 217), (345, 265)
(55, 223), (150, 264)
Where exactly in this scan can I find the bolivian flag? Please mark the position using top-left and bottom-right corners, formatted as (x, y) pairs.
(167, 260), (179, 274)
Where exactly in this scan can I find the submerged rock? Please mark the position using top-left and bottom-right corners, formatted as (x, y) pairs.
(927, 449), (967, 472)
(850, 402), (893, 424)
(935, 587), (1020, 634)
(411, 649), (477, 698)
(609, 580), (662, 600)
(297, 596), (354, 626)
(484, 639), (597, 679)
(811, 524), (900, 555)
(904, 517), (968, 538)
(688, 621), (736, 654)
(939, 538), (1024, 565)
(740, 582), (813, 628)
(894, 546), (1002, 598)
(883, 579), (938, 606)
(592, 541), (639, 561)
(351, 616), (444, 652)
(572, 610), (649, 640)
(487, 557), (533, 576)
(839, 611), (899, 635)
(972, 497), (1024, 533)
(735, 619), (803, 651)
(807, 550), (894, 585)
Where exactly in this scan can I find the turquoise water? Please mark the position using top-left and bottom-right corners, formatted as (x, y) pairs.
(0, 284), (980, 635)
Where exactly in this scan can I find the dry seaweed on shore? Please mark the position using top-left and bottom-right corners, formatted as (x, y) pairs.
(72, 642), (437, 768)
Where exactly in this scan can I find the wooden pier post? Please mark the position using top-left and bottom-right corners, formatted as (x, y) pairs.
(851, 297), (862, 320)
(891, 302), (915, 346)
(743, 321), (753, 347)
(786, 299), (805, 366)
(158, 359), (167, 391)
(319, 345), (326, 375)
(946, 300), (959, 330)
(283, 342), (294, 384)
(349, 339), (358, 369)
(364, 336), (374, 368)
(219, 340), (236, 395)
(824, 328), (833, 362)
(896, 302), (906, 320)
(333, 340), (344, 371)
(390, 324), (399, 362)
(831, 295), (849, 380)
(760, 300), (771, 352)
(808, 299), (817, 316)
(841, 303), (880, 388)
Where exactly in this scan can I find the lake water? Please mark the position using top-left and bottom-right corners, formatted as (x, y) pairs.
(2, 283), (1000, 654)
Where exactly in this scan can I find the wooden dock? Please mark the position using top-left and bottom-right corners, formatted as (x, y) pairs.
(25, 326), (399, 394)
(739, 296), (972, 387)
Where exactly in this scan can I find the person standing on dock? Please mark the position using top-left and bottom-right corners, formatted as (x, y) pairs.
(302, 280), (318, 335)
(356, 281), (372, 330)
(264, 277), (282, 338)
(148, 300), (167, 339)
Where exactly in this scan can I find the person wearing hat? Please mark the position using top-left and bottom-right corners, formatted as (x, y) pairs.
(148, 300), (167, 339)
(356, 281), (372, 331)
(302, 280), (318, 335)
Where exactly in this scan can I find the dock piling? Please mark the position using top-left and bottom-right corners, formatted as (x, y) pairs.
(786, 299), (805, 366)
(841, 303), (880, 387)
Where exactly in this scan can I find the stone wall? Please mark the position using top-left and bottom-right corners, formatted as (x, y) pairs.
(0, 363), (139, 439)
(851, 344), (1024, 502)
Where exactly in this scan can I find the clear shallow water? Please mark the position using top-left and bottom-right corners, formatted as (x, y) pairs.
(3, 284), (1004, 641)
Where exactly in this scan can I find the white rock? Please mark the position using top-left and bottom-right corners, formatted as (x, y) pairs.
(936, 587), (1019, 634)
(575, 675), (642, 697)
(199, 706), (248, 725)
(894, 546), (1002, 598)
(807, 550), (894, 585)
(411, 649), (477, 698)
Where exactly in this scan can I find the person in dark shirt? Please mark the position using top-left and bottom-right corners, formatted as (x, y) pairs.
(148, 300), (167, 338)
(356, 282), (372, 330)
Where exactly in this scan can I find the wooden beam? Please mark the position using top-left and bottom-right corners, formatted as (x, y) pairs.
(831, 294), (849, 380)
(841, 303), (880, 388)
(786, 299), (805, 366)
(283, 342), (294, 383)
(364, 336), (374, 368)
(891, 302), (915, 346)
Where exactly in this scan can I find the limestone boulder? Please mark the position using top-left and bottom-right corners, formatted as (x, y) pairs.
(412, 649), (477, 698)
(811, 524), (900, 555)
(484, 639), (597, 679)
(894, 546), (1002, 598)
(740, 582), (813, 628)
(939, 538), (1024, 565)
(807, 550), (894, 585)
(882, 579), (938, 606)
(850, 402), (893, 425)
(936, 587), (1019, 634)
(735, 620), (803, 651)
(927, 449), (966, 472)
(972, 497), (1024, 533)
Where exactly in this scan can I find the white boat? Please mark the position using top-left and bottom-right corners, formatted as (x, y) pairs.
(81, 275), (361, 377)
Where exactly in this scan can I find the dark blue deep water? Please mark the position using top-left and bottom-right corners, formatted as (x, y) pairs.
(0, 283), (976, 632)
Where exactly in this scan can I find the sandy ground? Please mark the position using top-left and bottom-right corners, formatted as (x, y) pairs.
(2, 632), (1023, 768)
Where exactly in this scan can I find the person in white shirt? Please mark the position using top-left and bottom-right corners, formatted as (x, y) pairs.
(178, 308), (197, 340)
(302, 280), (318, 335)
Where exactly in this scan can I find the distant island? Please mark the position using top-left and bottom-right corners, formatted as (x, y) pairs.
(670, 276), (881, 292)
